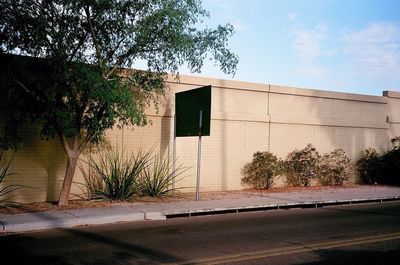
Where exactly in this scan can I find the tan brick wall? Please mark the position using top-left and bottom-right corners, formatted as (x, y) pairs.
(385, 91), (400, 141)
(2, 74), (399, 203)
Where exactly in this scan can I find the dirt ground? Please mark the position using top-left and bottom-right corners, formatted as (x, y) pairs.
(0, 185), (360, 215)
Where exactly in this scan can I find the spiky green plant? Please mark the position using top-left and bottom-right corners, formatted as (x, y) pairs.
(82, 147), (152, 200)
(0, 150), (22, 205)
(139, 154), (187, 197)
(76, 162), (105, 200)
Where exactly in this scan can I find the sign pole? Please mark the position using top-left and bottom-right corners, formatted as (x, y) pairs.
(172, 114), (177, 192)
(175, 86), (211, 201)
(196, 110), (203, 201)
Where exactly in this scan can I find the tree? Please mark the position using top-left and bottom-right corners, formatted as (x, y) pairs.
(0, 0), (238, 205)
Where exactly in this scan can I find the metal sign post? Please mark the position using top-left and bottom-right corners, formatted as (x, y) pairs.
(196, 110), (203, 201)
(175, 85), (211, 202)
(172, 114), (177, 192)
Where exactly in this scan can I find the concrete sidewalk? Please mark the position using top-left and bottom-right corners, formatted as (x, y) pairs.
(1, 186), (400, 233)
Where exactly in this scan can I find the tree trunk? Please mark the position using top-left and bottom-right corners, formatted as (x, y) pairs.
(58, 151), (80, 206)
(57, 133), (88, 206)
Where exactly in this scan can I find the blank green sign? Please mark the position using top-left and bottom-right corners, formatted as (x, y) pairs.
(175, 85), (211, 137)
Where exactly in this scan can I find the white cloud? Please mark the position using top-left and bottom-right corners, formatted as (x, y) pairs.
(342, 22), (400, 80)
(291, 23), (327, 62)
(290, 23), (329, 78)
(289, 21), (400, 83)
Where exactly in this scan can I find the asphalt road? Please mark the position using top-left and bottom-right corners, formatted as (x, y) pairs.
(1, 201), (400, 265)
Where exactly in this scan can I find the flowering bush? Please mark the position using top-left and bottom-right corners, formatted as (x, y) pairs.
(319, 149), (352, 186)
(284, 144), (321, 187)
(241, 151), (283, 189)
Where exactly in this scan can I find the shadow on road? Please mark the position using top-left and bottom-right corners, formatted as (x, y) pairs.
(296, 248), (400, 265)
(0, 227), (180, 265)
(320, 202), (400, 217)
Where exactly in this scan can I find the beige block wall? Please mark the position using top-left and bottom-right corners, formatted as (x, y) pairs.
(2, 73), (399, 203)
(4, 126), (66, 203)
(384, 91), (400, 142)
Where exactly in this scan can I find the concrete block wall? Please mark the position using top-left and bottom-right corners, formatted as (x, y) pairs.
(2, 73), (399, 203)
(384, 91), (400, 140)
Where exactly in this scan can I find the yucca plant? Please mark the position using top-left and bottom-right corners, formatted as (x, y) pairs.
(0, 150), (22, 205)
(76, 163), (105, 200)
(139, 153), (187, 197)
(82, 147), (152, 200)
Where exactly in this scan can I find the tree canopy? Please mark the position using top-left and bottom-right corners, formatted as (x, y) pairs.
(0, 0), (238, 205)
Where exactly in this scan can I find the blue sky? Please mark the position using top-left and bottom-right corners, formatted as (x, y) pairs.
(180, 0), (400, 96)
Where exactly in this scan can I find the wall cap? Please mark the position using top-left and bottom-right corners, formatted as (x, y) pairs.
(383, 90), (400, 99)
(270, 85), (387, 104)
(165, 73), (387, 104)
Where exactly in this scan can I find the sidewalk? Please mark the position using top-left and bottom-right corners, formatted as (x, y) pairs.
(1, 185), (400, 234)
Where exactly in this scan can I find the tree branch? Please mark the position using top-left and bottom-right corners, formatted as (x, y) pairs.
(78, 135), (90, 153)
(105, 46), (161, 79)
(14, 80), (32, 94)
(59, 133), (72, 156)
(105, 37), (126, 63)
(69, 32), (88, 62)
(84, 5), (102, 69)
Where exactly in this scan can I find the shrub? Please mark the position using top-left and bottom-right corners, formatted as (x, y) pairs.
(380, 137), (400, 185)
(284, 144), (321, 187)
(0, 150), (23, 205)
(380, 148), (400, 185)
(356, 137), (400, 185)
(81, 147), (152, 200)
(241, 151), (282, 189)
(391, 136), (400, 148)
(139, 153), (187, 197)
(319, 149), (352, 186)
(356, 148), (381, 184)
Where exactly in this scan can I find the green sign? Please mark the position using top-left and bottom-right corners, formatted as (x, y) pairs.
(175, 85), (211, 137)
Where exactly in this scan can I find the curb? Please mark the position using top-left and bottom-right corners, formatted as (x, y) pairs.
(1, 196), (400, 234)
(163, 196), (400, 218)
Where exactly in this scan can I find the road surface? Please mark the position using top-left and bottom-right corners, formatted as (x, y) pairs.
(1, 201), (400, 264)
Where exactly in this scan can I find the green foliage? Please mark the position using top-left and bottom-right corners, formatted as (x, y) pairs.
(319, 149), (353, 186)
(81, 147), (152, 200)
(356, 148), (383, 184)
(0, 0), (238, 204)
(380, 137), (400, 184)
(241, 152), (282, 189)
(1, 55), (151, 145)
(0, 150), (23, 205)
(139, 153), (187, 197)
(357, 137), (400, 185)
(380, 147), (400, 185)
(284, 144), (321, 187)
(0, 1), (239, 144)
(81, 147), (186, 199)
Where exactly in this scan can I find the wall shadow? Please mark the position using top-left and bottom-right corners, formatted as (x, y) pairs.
(295, 248), (400, 265)
(159, 94), (173, 157)
(6, 124), (66, 203)
(0, 226), (180, 265)
(219, 81), (228, 191)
